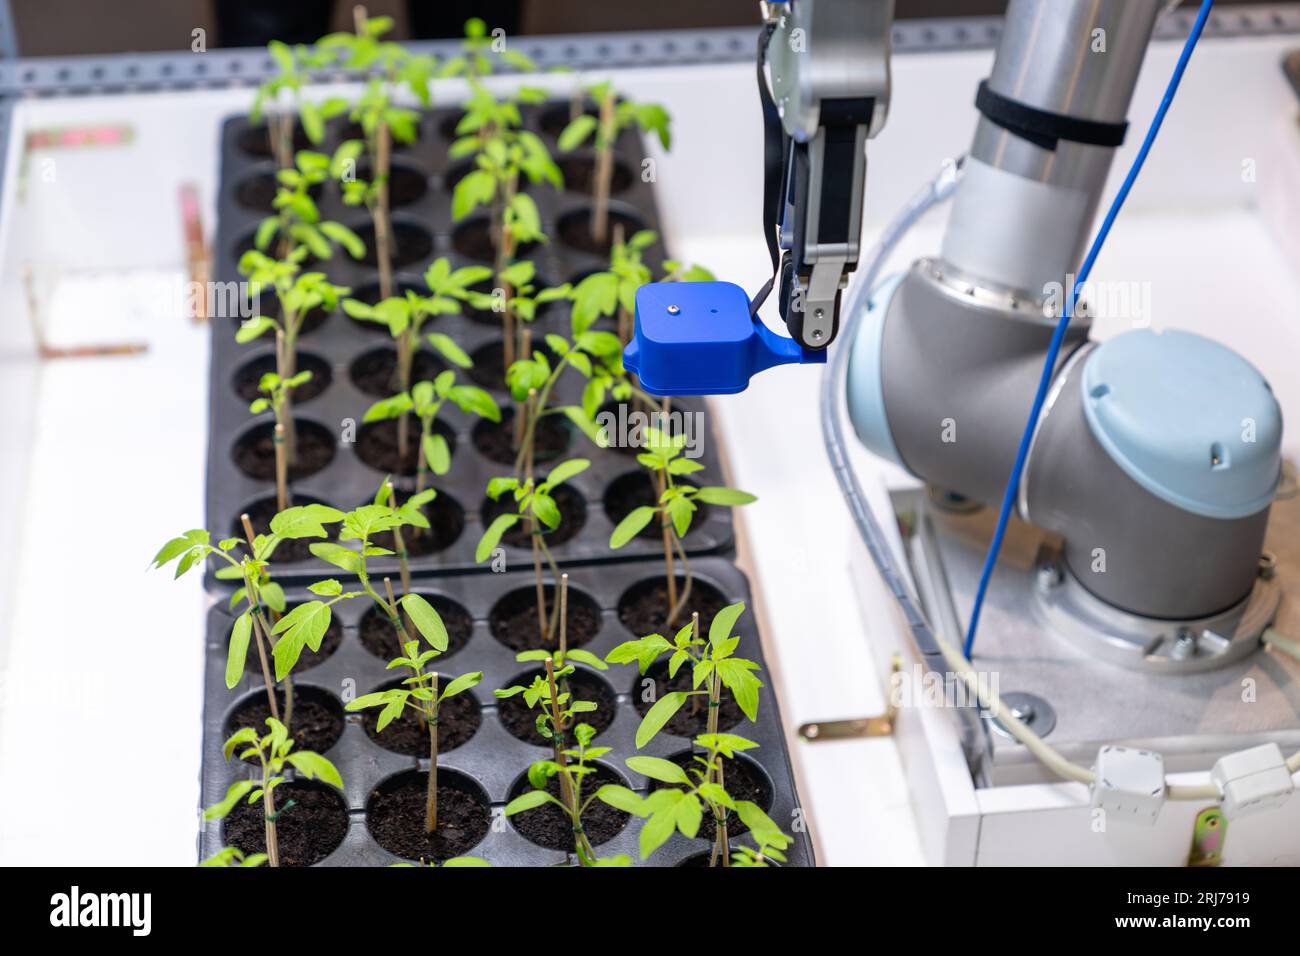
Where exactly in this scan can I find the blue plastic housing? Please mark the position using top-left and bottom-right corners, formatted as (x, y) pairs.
(623, 281), (825, 396)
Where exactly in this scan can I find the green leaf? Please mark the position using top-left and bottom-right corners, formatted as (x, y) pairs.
(319, 220), (366, 259)
(708, 601), (746, 648)
(714, 659), (763, 722)
(693, 487), (758, 506)
(225, 612), (252, 689)
(476, 513), (520, 562)
(269, 601), (332, 679)
(399, 593), (449, 652)
(204, 779), (256, 821)
(300, 99), (324, 143)
(270, 503), (345, 539)
(563, 648), (608, 671)
(674, 791), (703, 838)
(309, 541), (363, 574)
(235, 316), (276, 344)
(557, 113), (597, 152)
(423, 432), (451, 475)
(543, 457), (590, 488)
(451, 168), (496, 221)
(595, 784), (647, 816)
(639, 801), (681, 859)
(285, 751), (343, 789)
(626, 754), (690, 784)
(610, 506), (655, 548)
(427, 331), (473, 368)
(307, 579), (343, 596)
(634, 692), (688, 749)
(439, 671), (483, 702)
(503, 789), (562, 815)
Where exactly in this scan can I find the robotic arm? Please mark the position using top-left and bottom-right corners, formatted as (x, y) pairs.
(624, 0), (893, 394)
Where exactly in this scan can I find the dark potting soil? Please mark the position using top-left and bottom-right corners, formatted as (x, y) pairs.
(225, 605), (344, 673)
(235, 494), (339, 564)
(226, 686), (345, 758)
(356, 160), (428, 207)
(557, 208), (645, 257)
(508, 762), (629, 851)
(233, 171), (323, 213)
(617, 576), (728, 637)
(340, 118), (420, 149)
(651, 752), (773, 841)
(359, 678), (481, 756)
(235, 122), (310, 159)
(348, 346), (446, 397)
(354, 415), (457, 476)
(464, 339), (560, 394)
(471, 406), (570, 464)
(489, 584), (602, 652)
(557, 155), (633, 196)
(233, 351), (331, 405)
(451, 215), (540, 264)
(436, 111), (467, 141)
(482, 482), (586, 549)
(632, 660), (745, 738)
(497, 667), (617, 746)
(358, 220), (433, 269)
(232, 419), (336, 481)
(603, 471), (708, 542)
(359, 594), (473, 661)
(252, 298), (330, 336)
(367, 489), (465, 557)
(366, 773), (491, 862)
(539, 102), (599, 140)
(223, 782), (348, 867)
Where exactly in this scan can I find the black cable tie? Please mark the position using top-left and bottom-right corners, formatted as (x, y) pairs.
(975, 79), (1128, 152)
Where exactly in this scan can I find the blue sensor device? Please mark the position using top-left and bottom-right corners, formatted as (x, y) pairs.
(623, 281), (826, 396)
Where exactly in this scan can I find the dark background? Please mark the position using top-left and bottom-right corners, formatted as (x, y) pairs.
(10, 0), (1285, 57)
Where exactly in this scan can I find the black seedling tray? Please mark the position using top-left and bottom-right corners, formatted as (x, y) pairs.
(198, 558), (814, 867)
(206, 106), (737, 585)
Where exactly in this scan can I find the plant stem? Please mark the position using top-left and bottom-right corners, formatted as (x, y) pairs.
(495, 168), (520, 369)
(591, 89), (615, 245)
(512, 360), (569, 478)
(275, 326), (299, 470)
(543, 657), (596, 862)
(558, 572), (569, 661)
(426, 670), (439, 833)
(702, 611), (729, 867)
(386, 480), (412, 598)
(273, 423), (288, 513)
(260, 753), (281, 867)
(239, 513), (281, 724)
(668, 533), (694, 629)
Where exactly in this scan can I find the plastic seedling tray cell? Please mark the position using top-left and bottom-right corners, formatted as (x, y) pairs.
(206, 107), (736, 585)
(199, 558), (814, 867)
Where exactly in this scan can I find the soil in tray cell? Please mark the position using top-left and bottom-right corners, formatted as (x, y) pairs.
(481, 482), (586, 549)
(557, 154), (633, 196)
(631, 659), (746, 739)
(357, 220), (433, 269)
(507, 762), (631, 851)
(556, 207), (646, 258)
(497, 667), (617, 746)
(472, 405), (571, 464)
(451, 215), (540, 264)
(236, 122), (311, 159)
(223, 781), (348, 867)
(354, 415), (457, 477)
(366, 770), (492, 862)
(225, 605), (343, 673)
(363, 487), (465, 557)
(226, 686), (345, 758)
(360, 593), (473, 661)
(489, 584), (602, 652)
(356, 159), (429, 207)
(359, 677), (481, 756)
(234, 493), (340, 565)
(232, 419), (336, 481)
(649, 752), (774, 841)
(349, 346), (447, 396)
(233, 351), (332, 405)
(617, 575), (728, 637)
(603, 471), (708, 542)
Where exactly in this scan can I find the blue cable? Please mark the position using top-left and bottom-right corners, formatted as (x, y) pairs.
(962, 0), (1216, 659)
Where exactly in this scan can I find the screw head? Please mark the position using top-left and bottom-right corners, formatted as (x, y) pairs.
(667, 304), (680, 315)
